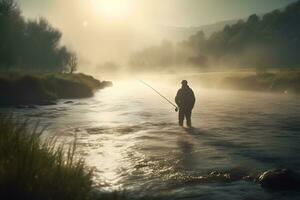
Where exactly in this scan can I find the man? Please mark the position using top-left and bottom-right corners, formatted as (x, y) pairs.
(175, 80), (196, 127)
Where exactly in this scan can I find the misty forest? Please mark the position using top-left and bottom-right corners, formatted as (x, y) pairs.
(0, 0), (300, 200)
(130, 2), (300, 70)
(0, 0), (77, 72)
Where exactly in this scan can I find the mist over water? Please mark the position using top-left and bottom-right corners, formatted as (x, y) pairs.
(1, 0), (299, 199)
(3, 76), (300, 199)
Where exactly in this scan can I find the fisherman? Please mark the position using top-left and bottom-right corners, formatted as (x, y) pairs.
(175, 80), (195, 127)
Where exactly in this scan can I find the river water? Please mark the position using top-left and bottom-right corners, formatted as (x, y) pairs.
(3, 79), (300, 200)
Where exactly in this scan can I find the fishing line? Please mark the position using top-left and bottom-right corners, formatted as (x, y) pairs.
(140, 80), (178, 112)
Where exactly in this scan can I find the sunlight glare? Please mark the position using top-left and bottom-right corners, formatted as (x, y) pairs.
(90, 0), (131, 20)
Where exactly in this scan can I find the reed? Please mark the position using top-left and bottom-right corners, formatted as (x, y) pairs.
(0, 115), (93, 200)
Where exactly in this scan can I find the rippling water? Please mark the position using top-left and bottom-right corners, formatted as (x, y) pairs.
(2, 80), (300, 200)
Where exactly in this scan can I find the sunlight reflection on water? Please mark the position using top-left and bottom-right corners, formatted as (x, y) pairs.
(3, 79), (300, 199)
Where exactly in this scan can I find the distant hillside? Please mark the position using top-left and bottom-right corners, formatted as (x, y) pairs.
(158, 19), (238, 41)
(129, 0), (300, 70)
(181, 0), (300, 68)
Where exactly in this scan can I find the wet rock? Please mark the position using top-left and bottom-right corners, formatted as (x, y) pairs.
(181, 169), (250, 185)
(242, 175), (256, 182)
(207, 172), (234, 182)
(258, 169), (300, 190)
(64, 100), (74, 104)
(205, 170), (248, 183)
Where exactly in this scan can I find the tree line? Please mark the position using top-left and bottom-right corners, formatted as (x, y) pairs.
(129, 0), (300, 71)
(0, 0), (77, 73)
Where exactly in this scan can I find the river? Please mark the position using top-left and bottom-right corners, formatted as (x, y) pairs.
(3, 79), (300, 200)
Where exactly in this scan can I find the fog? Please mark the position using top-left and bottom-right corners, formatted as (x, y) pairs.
(1, 1), (300, 199)
(17, 0), (298, 76)
(19, 0), (186, 73)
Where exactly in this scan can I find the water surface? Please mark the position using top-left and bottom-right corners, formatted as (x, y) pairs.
(3, 80), (300, 200)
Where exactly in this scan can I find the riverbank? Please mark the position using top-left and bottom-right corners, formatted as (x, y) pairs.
(0, 73), (112, 106)
(221, 71), (300, 94)
(174, 70), (300, 94)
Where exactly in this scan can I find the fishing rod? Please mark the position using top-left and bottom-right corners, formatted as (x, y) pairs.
(140, 80), (178, 112)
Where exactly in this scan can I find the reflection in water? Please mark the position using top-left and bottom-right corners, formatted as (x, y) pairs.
(3, 80), (300, 199)
(177, 143), (195, 173)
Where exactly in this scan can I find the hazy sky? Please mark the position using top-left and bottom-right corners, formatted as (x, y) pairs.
(18, 0), (297, 26)
(16, 0), (298, 70)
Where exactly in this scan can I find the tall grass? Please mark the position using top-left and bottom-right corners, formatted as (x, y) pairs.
(0, 116), (93, 200)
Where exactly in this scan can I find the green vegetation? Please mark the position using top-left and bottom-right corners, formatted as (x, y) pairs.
(177, 70), (300, 94)
(0, 73), (112, 106)
(0, 116), (130, 200)
(0, 0), (77, 73)
(181, 0), (300, 68)
(0, 116), (93, 200)
(130, 1), (300, 70)
(0, 0), (112, 106)
(221, 71), (300, 94)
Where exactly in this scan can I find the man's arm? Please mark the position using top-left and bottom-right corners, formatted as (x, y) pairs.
(175, 90), (181, 107)
(191, 90), (196, 108)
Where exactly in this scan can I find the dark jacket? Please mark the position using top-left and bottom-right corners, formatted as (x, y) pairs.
(175, 85), (195, 110)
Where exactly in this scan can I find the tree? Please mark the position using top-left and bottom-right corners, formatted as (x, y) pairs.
(22, 18), (64, 71)
(68, 53), (78, 74)
(177, 1), (300, 68)
(247, 14), (260, 26)
(0, 0), (24, 69)
(0, 0), (77, 72)
(0, 0), (19, 16)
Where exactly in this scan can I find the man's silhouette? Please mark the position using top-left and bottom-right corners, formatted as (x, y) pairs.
(175, 80), (195, 127)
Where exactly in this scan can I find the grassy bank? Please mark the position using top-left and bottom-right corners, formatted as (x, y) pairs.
(0, 73), (112, 106)
(0, 116), (131, 200)
(0, 116), (93, 200)
(175, 70), (300, 94)
(221, 71), (300, 94)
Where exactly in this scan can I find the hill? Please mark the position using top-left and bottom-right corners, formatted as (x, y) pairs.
(130, 1), (300, 70)
(158, 19), (238, 41)
(180, 0), (300, 68)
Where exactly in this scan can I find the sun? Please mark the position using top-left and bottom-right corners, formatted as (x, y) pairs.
(91, 0), (131, 19)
